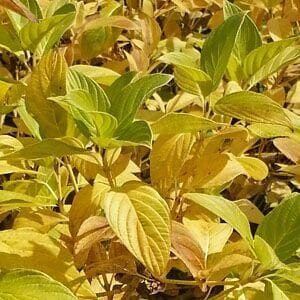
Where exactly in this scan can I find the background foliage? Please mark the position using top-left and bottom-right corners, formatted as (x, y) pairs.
(0, 0), (300, 299)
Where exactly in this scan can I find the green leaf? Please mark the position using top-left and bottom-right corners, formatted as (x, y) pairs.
(20, 11), (75, 55)
(214, 91), (292, 127)
(0, 269), (77, 300)
(0, 137), (87, 160)
(200, 13), (245, 90)
(0, 24), (23, 53)
(174, 65), (213, 97)
(0, 228), (96, 298)
(256, 193), (300, 261)
(235, 156), (268, 181)
(254, 236), (284, 271)
(25, 50), (70, 138)
(151, 113), (220, 135)
(109, 74), (172, 130)
(183, 193), (254, 249)
(67, 70), (110, 111)
(114, 120), (152, 148)
(275, 264), (300, 286)
(247, 123), (293, 138)
(102, 182), (171, 276)
(223, 0), (261, 62)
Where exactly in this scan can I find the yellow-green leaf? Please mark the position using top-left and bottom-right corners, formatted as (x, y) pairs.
(102, 182), (171, 276)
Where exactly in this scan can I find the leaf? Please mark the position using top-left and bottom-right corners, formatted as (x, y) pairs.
(17, 100), (42, 140)
(274, 138), (300, 163)
(0, 190), (55, 208)
(254, 236), (284, 271)
(159, 52), (199, 68)
(243, 38), (298, 88)
(49, 90), (117, 140)
(69, 65), (120, 86)
(184, 193), (254, 249)
(248, 123), (292, 138)
(0, 24), (23, 53)
(102, 181), (171, 276)
(0, 137), (86, 160)
(0, 228), (96, 298)
(183, 209), (232, 262)
(69, 183), (110, 237)
(234, 199), (264, 224)
(74, 216), (114, 268)
(151, 113), (219, 135)
(13, 208), (67, 233)
(150, 133), (195, 196)
(20, 11), (75, 55)
(171, 221), (205, 277)
(2, 0), (38, 24)
(256, 193), (300, 261)
(223, 0), (262, 62)
(247, 46), (300, 88)
(264, 279), (290, 300)
(25, 50), (69, 138)
(109, 74), (172, 130)
(200, 13), (245, 90)
(0, 269), (77, 300)
(79, 2), (122, 59)
(114, 120), (152, 148)
(214, 91), (292, 127)
(235, 156), (268, 181)
(173, 65), (213, 97)
(267, 18), (292, 41)
(66, 69), (110, 111)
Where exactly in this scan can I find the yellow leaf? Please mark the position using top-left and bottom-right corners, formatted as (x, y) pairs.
(102, 182), (171, 277)
(69, 183), (109, 237)
(267, 18), (292, 41)
(0, 228), (96, 299)
(171, 221), (205, 277)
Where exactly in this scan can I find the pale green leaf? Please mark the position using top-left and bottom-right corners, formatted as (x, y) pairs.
(264, 279), (289, 300)
(254, 236), (284, 271)
(256, 193), (300, 261)
(246, 46), (300, 88)
(151, 113), (220, 135)
(69, 65), (120, 86)
(66, 70), (110, 111)
(174, 65), (213, 97)
(214, 91), (292, 127)
(0, 269), (77, 300)
(102, 182), (171, 276)
(0, 137), (87, 160)
(184, 193), (254, 249)
(235, 156), (268, 181)
(0, 190), (55, 208)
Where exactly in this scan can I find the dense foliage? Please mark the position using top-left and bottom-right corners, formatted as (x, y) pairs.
(0, 0), (300, 299)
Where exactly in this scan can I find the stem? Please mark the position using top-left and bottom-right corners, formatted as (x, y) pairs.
(103, 151), (115, 188)
(64, 157), (79, 193)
